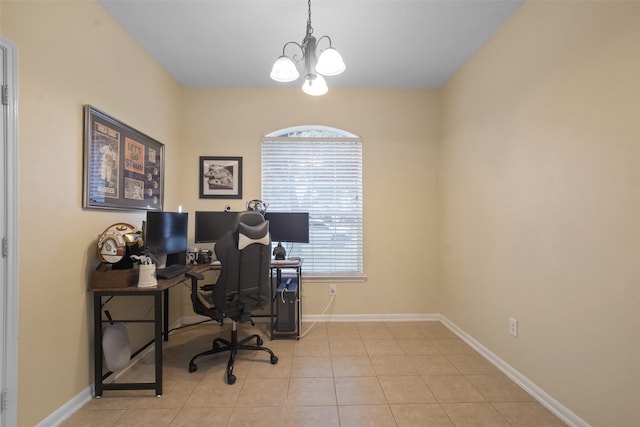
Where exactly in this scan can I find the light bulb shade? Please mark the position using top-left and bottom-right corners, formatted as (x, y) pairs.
(270, 55), (299, 82)
(316, 47), (346, 76)
(302, 74), (328, 96)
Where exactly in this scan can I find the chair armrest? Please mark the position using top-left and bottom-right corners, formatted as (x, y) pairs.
(186, 271), (205, 281)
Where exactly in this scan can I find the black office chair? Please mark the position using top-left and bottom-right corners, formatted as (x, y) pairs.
(186, 211), (278, 384)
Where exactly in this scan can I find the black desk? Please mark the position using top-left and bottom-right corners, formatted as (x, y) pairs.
(91, 264), (209, 397)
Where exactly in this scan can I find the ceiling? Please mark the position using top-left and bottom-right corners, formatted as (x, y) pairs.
(97, 0), (523, 90)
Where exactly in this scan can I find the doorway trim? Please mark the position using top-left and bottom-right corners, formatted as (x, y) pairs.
(1, 34), (19, 427)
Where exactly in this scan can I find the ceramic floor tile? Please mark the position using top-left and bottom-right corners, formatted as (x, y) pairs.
(390, 403), (454, 427)
(183, 379), (242, 408)
(331, 355), (377, 377)
(338, 404), (397, 427)
(396, 338), (440, 355)
(362, 338), (404, 356)
(357, 325), (393, 340)
(408, 354), (461, 376)
(235, 377), (289, 407)
(299, 323), (328, 340)
(385, 324), (427, 339)
(287, 377), (337, 406)
(169, 407), (232, 427)
(247, 355), (291, 378)
(370, 354), (419, 375)
(329, 339), (368, 356)
(79, 396), (140, 411)
(284, 405), (340, 427)
(226, 406), (286, 427)
(417, 322), (458, 339)
(431, 337), (476, 355)
(465, 374), (536, 402)
(327, 326), (360, 341)
(113, 408), (179, 427)
(334, 376), (387, 405)
(60, 409), (125, 427)
(290, 355), (333, 377)
(423, 375), (485, 403)
(446, 354), (501, 375)
(378, 375), (437, 404)
(68, 321), (566, 427)
(130, 380), (198, 409)
(442, 402), (510, 427)
(492, 402), (568, 426)
(292, 337), (330, 357)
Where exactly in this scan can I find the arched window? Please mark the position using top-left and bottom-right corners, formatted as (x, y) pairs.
(262, 126), (363, 278)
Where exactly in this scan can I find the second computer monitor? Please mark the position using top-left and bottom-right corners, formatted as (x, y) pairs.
(264, 212), (309, 243)
(194, 211), (239, 243)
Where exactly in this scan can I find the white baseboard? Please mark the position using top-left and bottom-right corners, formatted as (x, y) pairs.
(439, 316), (589, 427)
(302, 313), (441, 322)
(44, 313), (587, 427)
(36, 386), (92, 427)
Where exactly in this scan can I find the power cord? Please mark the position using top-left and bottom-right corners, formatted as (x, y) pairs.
(299, 292), (336, 338)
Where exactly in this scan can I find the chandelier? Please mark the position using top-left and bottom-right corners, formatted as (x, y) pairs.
(270, 0), (346, 96)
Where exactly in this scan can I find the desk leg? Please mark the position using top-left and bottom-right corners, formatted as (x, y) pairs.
(163, 288), (170, 341)
(94, 294), (103, 397)
(154, 292), (163, 396)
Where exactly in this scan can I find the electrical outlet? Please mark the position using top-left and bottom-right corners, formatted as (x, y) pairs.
(509, 317), (518, 337)
(329, 283), (337, 296)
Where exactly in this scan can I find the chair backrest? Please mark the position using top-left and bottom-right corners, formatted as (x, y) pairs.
(213, 211), (271, 322)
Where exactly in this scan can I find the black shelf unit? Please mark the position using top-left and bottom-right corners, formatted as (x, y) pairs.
(269, 260), (302, 340)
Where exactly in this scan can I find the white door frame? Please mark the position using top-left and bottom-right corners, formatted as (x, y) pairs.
(1, 34), (19, 427)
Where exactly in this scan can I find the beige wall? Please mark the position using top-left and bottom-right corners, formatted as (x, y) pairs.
(1, 1), (183, 425)
(178, 88), (440, 316)
(439, 1), (640, 426)
(2, 1), (439, 425)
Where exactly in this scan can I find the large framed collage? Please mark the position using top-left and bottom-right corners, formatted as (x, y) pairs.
(83, 105), (164, 211)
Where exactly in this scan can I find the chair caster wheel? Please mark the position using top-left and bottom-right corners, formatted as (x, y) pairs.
(256, 337), (263, 346)
(271, 355), (278, 364)
(227, 374), (236, 385)
(188, 362), (198, 373)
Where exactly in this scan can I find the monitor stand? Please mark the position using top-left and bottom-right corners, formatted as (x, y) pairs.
(166, 251), (187, 267)
(152, 253), (167, 269)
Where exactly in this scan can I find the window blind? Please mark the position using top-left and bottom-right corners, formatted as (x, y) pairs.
(262, 135), (363, 276)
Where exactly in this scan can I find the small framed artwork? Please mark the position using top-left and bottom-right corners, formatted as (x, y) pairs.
(199, 156), (243, 199)
(83, 105), (164, 211)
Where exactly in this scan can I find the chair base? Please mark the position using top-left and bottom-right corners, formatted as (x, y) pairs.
(188, 321), (278, 384)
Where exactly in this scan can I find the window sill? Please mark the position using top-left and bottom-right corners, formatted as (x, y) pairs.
(302, 274), (367, 283)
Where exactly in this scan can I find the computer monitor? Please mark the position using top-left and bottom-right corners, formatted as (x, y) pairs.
(144, 211), (188, 268)
(194, 211), (239, 243)
(264, 212), (309, 243)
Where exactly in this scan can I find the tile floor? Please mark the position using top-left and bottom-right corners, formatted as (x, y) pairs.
(62, 321), (566, 426)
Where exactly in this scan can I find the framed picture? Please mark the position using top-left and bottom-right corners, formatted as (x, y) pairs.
(199, 156), (243, 199)
(83, 105), (164, 211)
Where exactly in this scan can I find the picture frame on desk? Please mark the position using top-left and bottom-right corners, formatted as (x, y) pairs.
(82, 105), (165, 211)
(199, 156), (243, 199)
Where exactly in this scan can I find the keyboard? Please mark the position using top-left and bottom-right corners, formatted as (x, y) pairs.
(156, 264), (191, 279)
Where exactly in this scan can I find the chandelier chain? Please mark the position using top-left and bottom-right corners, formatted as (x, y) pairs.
(306, 0), (314, 36)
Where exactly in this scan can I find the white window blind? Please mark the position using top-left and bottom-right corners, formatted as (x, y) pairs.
(262, 127), (363, 276)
